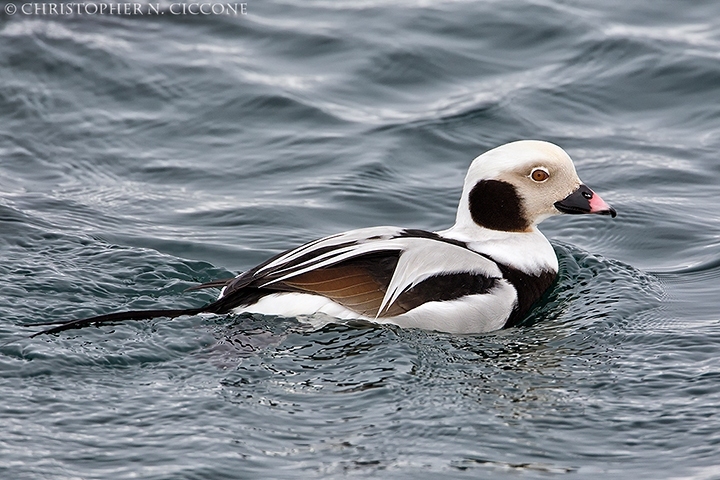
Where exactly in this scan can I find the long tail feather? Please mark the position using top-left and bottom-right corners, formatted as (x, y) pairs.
(28, 307), (207, 338)
(21, 278), (259, 340)
(184, 278), (234, 292)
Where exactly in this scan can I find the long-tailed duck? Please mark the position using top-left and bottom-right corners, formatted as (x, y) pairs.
(30, 140), (615, 336)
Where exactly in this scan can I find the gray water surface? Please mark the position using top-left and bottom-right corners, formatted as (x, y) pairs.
(1, 1), (720, 478)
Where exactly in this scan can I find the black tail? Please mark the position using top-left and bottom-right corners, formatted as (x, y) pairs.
(26, 306), (209, 337)
(23, 282), (267, 339)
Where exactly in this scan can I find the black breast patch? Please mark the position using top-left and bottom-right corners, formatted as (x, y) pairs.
(468, 179), (529, 232)
(498, 265), (556, 327)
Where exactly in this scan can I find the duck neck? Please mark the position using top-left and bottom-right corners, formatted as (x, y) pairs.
(437, 223), (559, 275)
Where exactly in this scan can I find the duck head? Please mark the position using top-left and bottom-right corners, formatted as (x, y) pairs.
(454, 140), (616, 233)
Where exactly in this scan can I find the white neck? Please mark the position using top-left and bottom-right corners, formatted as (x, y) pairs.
(437, 223), (559, 275)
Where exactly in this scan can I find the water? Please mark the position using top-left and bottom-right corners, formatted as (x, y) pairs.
(1, 1), (720, 478)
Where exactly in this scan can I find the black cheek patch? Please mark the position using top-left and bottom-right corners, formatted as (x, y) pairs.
(468, 180), (529, 232)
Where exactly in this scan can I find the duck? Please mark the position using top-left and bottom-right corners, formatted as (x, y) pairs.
(29, 140), (616, 337)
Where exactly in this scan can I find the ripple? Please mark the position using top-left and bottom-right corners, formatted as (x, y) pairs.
(522, 242), (665, 331)
(3, 0), (720, 478)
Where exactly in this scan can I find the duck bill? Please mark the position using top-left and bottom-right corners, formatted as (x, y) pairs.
(554, 184), (617, 218)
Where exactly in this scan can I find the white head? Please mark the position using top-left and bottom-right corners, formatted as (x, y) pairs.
(453, 140), (615, 233)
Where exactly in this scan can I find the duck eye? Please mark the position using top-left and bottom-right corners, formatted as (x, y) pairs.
(531, 168), (549, 182)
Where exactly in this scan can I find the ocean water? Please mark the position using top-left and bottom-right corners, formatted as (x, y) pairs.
(1, 0), (720, 478)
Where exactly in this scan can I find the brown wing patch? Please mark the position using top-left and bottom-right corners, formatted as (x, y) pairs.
(277, 252), (406, 317)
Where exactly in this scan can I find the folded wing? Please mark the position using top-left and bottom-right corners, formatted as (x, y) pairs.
(212, 227), (505, 318)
